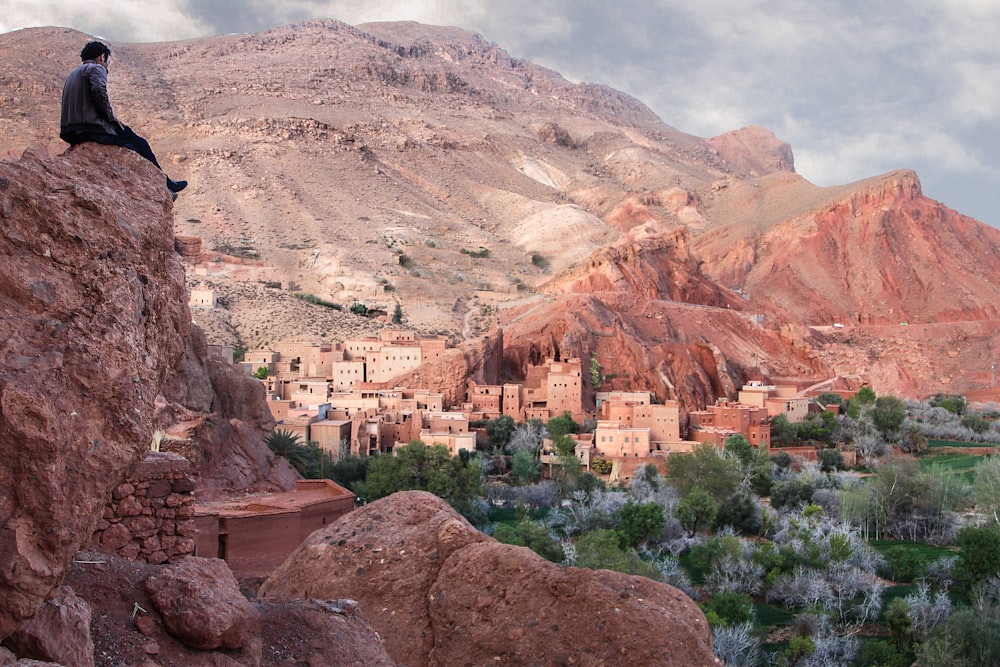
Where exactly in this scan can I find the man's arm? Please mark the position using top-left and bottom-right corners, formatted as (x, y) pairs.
(85, 64), (123, 131)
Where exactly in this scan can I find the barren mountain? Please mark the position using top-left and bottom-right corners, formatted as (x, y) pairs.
(3, 20), (999, 401)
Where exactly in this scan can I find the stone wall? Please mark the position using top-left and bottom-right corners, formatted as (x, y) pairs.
(91, 452), (197, 564)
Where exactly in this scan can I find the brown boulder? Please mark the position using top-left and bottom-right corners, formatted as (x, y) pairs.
(260, 491), (487, 665)
(260, 491), (718, 667)
(0, 144), (189, 639)
(145, 557), (260, 651)
(2, 587), (93, 667)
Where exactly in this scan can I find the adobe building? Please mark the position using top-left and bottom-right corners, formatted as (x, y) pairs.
(688, 398), (771, 448)
(738, 381), (810, 423)
(188, 288), (217, 307)
(467, 358), (583, 423)
(194, 479), (355, 578)
(595, 391), (695, 454)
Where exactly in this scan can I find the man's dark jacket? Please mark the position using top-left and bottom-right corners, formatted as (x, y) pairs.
(60, 60), (120, 140)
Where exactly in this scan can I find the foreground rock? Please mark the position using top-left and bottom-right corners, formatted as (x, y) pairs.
(64, 551), (395, 666)
(260, 491), (719, 666)
(0, 145), (189, 640)
(145, 557), (260, 651)
(1, 587), (93, 667)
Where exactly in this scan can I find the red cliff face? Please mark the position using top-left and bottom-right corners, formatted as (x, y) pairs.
(0, 145), (190, 639)
(695, 170), (1000, 327)
(502, 229), (827, 413)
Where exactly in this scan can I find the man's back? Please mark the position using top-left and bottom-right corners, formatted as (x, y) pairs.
(60, 60), (118, 140)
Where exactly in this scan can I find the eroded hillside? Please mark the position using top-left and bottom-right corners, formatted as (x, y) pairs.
(2, 20), (999, 400)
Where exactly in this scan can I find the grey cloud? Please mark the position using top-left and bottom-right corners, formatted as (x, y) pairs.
(2, 0), (999, 226)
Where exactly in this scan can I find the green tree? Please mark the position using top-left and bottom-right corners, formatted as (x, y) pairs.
(929, 393), (966, 415)
(974, 456), (1000, 528)
(511, 449), (540, 485)
(873, 395), (907, 436)
(617, 501), (666, 548)
(328, 454), (369, 494)
(253, 366), (269, 380)
(485, 415), (516, 451)
(715, 493), (761, 535)
(848, 386), (877, 418)
(770, 478), (815, 510)
(366, 441), (483, 515)
(886, 597), (914, 652)
(701, 590), (754, 627)
(955, 526), (1000, 588)
(817, 447), (844, 473)
(547, 412), (580, 439)
(783, 636), (816, 667)
(494, 519), (563, 562)
(770, 414), (798, 446)
(900, 423), (928, 454)
(573, 529), (661, 579)
(666, 444), (741, 502)
(675, 486), (718, 537)
(589, 354), (602, 390)
(392, 302), (403, 324)
(723, 434), (754, 467)
(961, 413), (990, 434)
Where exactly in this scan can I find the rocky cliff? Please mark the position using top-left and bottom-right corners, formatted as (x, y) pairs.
(260, 491), (719, 667)
(0, 144), (190, 639)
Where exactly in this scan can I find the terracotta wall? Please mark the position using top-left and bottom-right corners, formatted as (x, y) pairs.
(91, 451), (197, 564)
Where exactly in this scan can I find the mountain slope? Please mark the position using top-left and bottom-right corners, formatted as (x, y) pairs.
(2, 21), (999, 401)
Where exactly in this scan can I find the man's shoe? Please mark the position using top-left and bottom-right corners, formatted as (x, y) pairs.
(167, 179), (188, 193)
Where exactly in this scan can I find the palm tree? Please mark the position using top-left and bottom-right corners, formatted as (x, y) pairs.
(266, 429), (314, 476)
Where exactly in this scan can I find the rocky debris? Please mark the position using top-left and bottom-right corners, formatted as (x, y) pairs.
(63, 551), (394, 667)
(145, 557), (261, 651)
(0, 144), (189, 640)
(260, 491), (718, 667)
(1, 587), (93, 667)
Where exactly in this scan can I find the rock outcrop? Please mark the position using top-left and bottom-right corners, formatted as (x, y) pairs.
(0, 144), (189, 640)
(260, 491), (719, 667)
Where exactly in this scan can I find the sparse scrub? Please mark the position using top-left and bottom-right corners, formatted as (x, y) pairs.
(294, 292), (342, 310)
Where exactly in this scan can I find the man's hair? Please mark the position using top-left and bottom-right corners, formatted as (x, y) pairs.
(80, 41), (110, 62)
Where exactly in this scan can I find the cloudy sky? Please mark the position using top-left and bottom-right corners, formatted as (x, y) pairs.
(4, 0), (999, 227)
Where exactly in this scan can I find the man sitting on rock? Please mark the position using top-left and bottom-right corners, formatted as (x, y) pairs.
(60, 40), (187, 198)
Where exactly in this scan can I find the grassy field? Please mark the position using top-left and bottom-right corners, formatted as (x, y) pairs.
(918, 453), (983, 480)
(926, 438), (999, 449)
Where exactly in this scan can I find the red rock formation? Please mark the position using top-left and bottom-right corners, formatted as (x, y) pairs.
(0, 145), (189, 640)
(375, 328), (504, 404)
(260, 491), (719, 667)
(704, 125), (796, 176)
(145, 557), (261, 651)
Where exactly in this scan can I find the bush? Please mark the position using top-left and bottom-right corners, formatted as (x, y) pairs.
(770, 478), (815, 510)
(494, 519), (563, 562)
